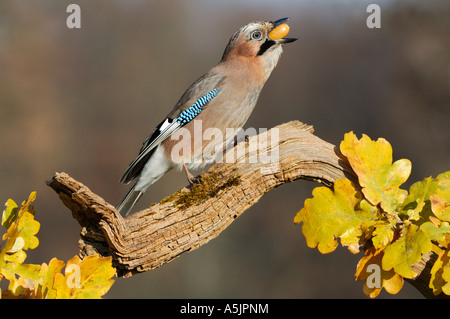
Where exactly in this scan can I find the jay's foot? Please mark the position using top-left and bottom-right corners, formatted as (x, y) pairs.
(187, 174), (203, 185)
(183, 162), (203, 185)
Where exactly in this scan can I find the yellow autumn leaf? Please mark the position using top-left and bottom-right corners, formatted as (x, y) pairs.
(355, 248), (403, 298)
(402, 172), (450, 222)
(1, 192), (116, 299)
(429, 248), (450, 296)
(382, 224), (432, 279)
(436, 171), (450, 186)
(1, 192), (40, 258)
(442, 262), (450, 295)
(2, 249), (27, 264)
(1, 193), (41, 298)
(2, 199), (18, 230)
(1, 206), (26, 265)
(2, 263), (41, 298)
(340, 132), (411, 216)
(6, 237), (25, 254)
(402, 177), (436, 221)
(1, 199), (20, 252)
(34, 258), (65, 299)
(295, 179), (379, 254)
(430, 187), (450, 223)
(371, 222), (395, 251)
(296, 131), (449, 298)
(16, 210), (40, 251)
(421, 221), (450, 248)
(53, 255), (115, 299)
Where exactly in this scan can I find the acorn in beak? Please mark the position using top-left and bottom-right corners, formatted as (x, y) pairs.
(268, 17), (298, 44)
(257, 17), (297, 55)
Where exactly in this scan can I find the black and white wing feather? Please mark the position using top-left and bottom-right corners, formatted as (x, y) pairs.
(119, 88), (222, 184)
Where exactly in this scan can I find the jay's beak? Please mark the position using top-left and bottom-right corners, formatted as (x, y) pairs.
(269, 17), (298, 44)
(257, 17), (297, 55)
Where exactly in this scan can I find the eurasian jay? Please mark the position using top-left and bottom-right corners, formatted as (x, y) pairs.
(117, 18), (297, 215)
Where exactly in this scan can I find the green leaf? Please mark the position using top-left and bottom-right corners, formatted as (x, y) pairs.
(402, 172), (450, 222)
(421, 221), (450, 247)
(382, 224), (432, 279)
(340, 132), (411, 216)
(402, 177), (436, 221)
(437, 171), (450, 182)
(2, 199), (18, 230)
(295, 179), (379, 254)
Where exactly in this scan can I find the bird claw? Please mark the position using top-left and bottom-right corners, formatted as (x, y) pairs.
(187, 175), (203, 185)
(183, 162), (203, 185)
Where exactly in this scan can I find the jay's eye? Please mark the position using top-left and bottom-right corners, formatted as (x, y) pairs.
(251, 31), (262, 40)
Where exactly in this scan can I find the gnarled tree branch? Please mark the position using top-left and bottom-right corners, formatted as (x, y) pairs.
(46, 120), (442, 298)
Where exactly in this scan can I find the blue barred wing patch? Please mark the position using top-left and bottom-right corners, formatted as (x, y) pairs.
(176, 89), (221, 126)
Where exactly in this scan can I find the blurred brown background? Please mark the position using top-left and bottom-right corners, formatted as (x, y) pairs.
(0, 0), (448, 298)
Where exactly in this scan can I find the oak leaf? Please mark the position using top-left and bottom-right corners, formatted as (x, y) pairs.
(420, 221), (450, 248)
(382, 224), (432, 279)
(430, 187), (450, 223)
(295, 179), (379, 254)
(429, 249), (450, 296)
(1, 192), (115, 299)
(402, 172), (450, 222)
(355, 248), (403, 298)
(53, 255), (115, 299)
(340, 132), (411, 216)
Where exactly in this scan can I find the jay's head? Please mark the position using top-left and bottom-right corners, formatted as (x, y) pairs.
(221, 18), (297, 68)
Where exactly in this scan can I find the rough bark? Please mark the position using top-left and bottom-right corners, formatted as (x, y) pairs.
(46, 120), (444, 298)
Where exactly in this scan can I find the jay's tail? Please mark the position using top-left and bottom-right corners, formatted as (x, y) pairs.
(116, 181), (143, 216)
